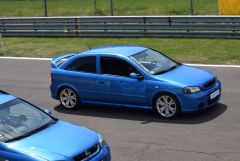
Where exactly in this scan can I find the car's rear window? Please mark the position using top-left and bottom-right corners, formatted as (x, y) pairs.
(65, 56), (96, 73)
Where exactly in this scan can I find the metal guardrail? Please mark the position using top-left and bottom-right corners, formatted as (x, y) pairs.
(0, 16), (240, 38)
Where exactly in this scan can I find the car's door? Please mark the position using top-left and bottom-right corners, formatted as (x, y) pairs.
(98, 56), (147, 106)
(64, 56), (101, 102)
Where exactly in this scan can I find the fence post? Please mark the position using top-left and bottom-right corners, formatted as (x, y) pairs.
(0, 33), (6, 53)
(44, 0), (48, 17)
(93, 0), (97, 15)
(190, 0), (193, 15)
(110, 0), (113, 16)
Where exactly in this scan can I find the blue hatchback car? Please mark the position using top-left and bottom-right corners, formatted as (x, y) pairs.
(0, 90), (110, 161)
(50, 45), (221, 118)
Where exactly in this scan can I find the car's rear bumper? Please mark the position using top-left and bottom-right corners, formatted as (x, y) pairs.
(50, 83), (58, 100)
(180, 80), (221, 113)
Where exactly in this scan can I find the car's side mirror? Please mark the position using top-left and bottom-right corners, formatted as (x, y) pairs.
(129, 73), (143, 80)
(44, 109), (52, 115)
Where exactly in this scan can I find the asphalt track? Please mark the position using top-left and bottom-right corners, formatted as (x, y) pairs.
(0, 59), (240, 161)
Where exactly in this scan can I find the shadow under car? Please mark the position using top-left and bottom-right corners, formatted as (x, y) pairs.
(54, 103), (227, 125)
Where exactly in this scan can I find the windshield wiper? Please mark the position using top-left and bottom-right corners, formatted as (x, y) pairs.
(154, 64), (179, 75)
(5, 120), (57, 143)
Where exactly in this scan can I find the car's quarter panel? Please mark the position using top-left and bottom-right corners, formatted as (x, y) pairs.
(51, 69), (99, 102)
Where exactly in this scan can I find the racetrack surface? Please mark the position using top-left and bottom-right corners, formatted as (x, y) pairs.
(0, 59), (240, 161)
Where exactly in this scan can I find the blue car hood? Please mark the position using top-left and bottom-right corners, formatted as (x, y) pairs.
(154, 65), (215, 86)
(7, 120), (99, 160)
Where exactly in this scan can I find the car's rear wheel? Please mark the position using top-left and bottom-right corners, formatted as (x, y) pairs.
(59, 88), (79, 109)
(153, 93), (180, 118)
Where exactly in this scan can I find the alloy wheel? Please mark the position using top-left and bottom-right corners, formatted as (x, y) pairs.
(156, 95), (177, 118)
(60, 88), (77, 109)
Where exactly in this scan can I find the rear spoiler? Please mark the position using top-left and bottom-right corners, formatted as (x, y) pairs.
(51, 52), (76, 69)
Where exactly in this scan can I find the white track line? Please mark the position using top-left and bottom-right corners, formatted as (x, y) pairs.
(0, 56), (51, 61)
(0, 56), (240, 68)
(186, 63), (240, 68)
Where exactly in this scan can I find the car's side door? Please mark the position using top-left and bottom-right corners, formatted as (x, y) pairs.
(64, 56), (99, 102)
(98, 56), (148, 106)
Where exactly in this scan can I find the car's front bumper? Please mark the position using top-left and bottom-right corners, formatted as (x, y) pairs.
(180, 80), (221, 113)
(90, 144), (111, 161)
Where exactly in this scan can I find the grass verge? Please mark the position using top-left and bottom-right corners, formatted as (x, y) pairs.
(0, 37), (239, 64)
(0, 0), (218, 17)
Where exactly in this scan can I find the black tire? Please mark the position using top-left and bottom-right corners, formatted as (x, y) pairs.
(59, 87), (80, 109)
(153, 93), (180, 118)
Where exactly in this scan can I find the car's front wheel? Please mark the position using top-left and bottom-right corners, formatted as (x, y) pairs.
(59, 88), (79, 109)
(153, 93), (180, 118)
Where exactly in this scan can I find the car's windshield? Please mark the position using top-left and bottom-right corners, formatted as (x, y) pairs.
(0, 98), (56, 142)
(130, 49), (179, 75)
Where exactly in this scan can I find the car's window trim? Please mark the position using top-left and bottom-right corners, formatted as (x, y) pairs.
(100, 72), (144, 79)
(64, 69), (100, 75)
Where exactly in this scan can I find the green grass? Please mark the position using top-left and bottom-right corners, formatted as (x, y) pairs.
(0, 37), (239, 64)
(0, 0), (218, 17)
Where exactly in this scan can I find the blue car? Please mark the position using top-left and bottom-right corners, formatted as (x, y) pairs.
(0, 90), (110, 161)
(50, 45), (221, 118)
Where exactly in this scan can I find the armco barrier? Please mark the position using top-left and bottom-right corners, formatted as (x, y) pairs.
(0, 16), (240, 38)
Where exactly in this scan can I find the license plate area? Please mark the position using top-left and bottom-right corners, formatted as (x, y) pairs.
(210, 89), (220, 100)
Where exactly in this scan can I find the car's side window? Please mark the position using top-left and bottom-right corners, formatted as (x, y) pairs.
(65, 56), (96, 73)
(100, 56), (139, 77)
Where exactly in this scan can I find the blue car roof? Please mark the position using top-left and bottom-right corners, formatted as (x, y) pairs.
(81, 45), (147, 57)
(0, 93), (16, 105)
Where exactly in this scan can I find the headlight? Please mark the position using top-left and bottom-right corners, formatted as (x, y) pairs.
(184, 87), (201, 94)
(98, 134), (106, 148)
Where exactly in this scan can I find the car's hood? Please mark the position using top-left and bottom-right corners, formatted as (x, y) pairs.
(154, 65), (215, 87)
(7, 120), (99, 161)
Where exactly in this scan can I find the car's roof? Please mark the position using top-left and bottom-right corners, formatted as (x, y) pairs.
(0, 93), (16, 105)
(81, 45), (147, 57)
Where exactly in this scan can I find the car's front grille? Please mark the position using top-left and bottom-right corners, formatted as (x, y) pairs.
(204, 77), (216, 89)
(73, 144), (99, 161)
